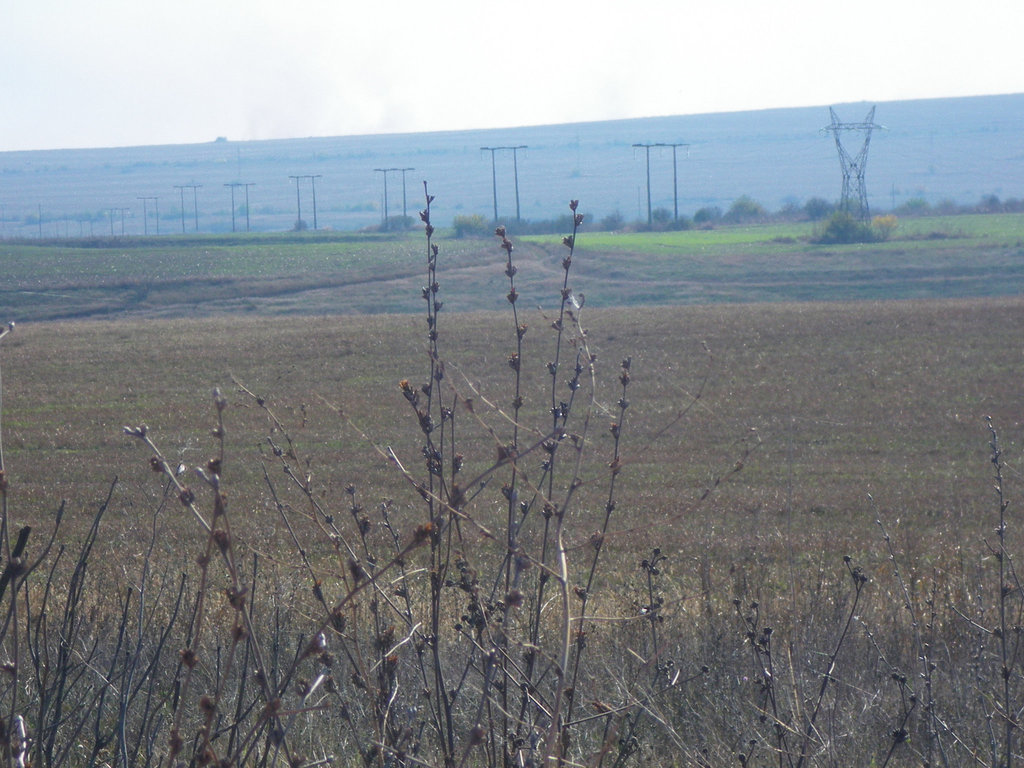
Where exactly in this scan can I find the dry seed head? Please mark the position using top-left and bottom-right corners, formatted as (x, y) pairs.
(213, 529), (230, 554)
(302, 632), (327, 659)
(449, 483), (465, 509)
(412, 522), (433, 545)
(199, 695), (215, 716)
(225, 586), (247, 611)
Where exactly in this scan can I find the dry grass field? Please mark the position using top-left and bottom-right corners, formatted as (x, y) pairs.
(4, 297), (1019, 550)
(1, 214), (1024, 766)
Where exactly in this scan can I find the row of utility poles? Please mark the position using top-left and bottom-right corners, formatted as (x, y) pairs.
(10, 142), (697, 237)
(0, 107), (884, 238)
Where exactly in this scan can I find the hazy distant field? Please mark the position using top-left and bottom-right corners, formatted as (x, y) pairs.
(1, 212), (1023, 321)
(1, 92), (1022, 235)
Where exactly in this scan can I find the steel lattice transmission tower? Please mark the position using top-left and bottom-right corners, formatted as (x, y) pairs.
(822, 106), (884, 220)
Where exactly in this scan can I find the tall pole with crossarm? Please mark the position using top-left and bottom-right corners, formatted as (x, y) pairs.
(374, 168), (393, 230)
(137, 196), (158, 235)
(481, 147), (499, 222)
(656, 142), (689, 221)
(224, 182), (254, 232)
(632, 143), (655, 226)
(174, 184), (200, 233)
(480, 146), (527, 223)
(398, 167), (415, 223)
(509, 146), (526, 222)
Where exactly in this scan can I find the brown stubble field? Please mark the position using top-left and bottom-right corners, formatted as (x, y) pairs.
(2, 295), (1021, 582)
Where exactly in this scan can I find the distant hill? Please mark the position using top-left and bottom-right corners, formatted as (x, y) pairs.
(1, 93), (1022, 236)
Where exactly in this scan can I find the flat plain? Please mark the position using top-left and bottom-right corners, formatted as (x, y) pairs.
(2, 212), (1024, 321)
(2, 218), (1022, 565)
(3, 213), (1024, 765)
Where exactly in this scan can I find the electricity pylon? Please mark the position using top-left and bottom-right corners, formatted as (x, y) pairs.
(821, 106), (884, 220)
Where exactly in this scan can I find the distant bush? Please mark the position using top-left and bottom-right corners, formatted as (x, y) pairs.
(722, 195), (766, 224)
(693, 205), (721, 225)
(388, 214), (415, 231)
(814, 209), (874, 243)
(598, 210), (625, 231)
(896, 197), (931, 216)
(977, 194), (1004, 214)
(815, 211), (897, 243)
(669, 213), (692, 230)
(451, 213), (490, 238)
(803, 196), (835, 221)
(630, 208), (692, 233)
(776, 201), (804, 221)
(934, 198), (963, 215)
(505, 214), (575, 236)
(871, 213), (899, 240)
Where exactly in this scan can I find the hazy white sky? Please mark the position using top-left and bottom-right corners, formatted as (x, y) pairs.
(2, 0), (1023, 152)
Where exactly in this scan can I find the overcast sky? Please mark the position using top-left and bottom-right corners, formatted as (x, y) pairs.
(3, 0), (1023, 152)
